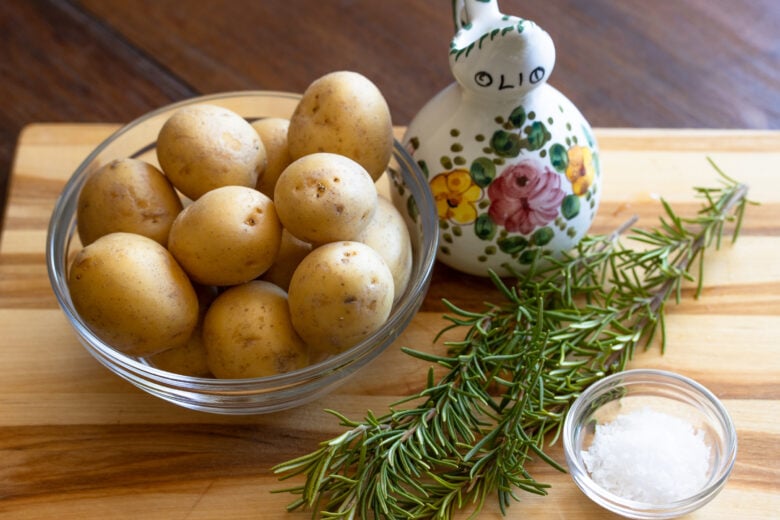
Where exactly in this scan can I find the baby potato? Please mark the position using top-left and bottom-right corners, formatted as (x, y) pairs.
(355, 196), (413, 301)
(167, 185), (282, 286)
(76, 158), (183, 247)
(156, 103), (266, 200)
(273, 152), (377, 244)
(147, 333), (211, 377)
(288, 71), (393, 181)
(261, 229), (312, 291)
(288, 241), (394, 357)
(68, 232), (199, 357)
(203, 280), (309, 379)
(146, 284), (218, 377)
(251, 117), (293, 198)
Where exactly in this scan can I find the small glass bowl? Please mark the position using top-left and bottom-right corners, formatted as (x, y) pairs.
(563, 369), (737, 519)
(46, 91), (438, 415)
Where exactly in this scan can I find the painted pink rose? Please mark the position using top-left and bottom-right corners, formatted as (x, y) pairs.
(487, 161), (565, 235)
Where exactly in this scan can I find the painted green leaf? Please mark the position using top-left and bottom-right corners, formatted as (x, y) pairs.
(417, 160), (429, 178)
(561, 194), (581, 220)
(518, 249), (539, 264)
(508, 105), (526, 128)
(490, 130), (521, 158)
(406, 196), (419, 223)
(549, 143), (568, 172)
(470, 157), (496, 187)
(497, 235), (528, 254)
(525, 121), (551, 151)
(532, 226), (554, 246)
(474, 213), (497, 240)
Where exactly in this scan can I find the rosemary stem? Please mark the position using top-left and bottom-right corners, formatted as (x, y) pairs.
(272, 170), (752, 520)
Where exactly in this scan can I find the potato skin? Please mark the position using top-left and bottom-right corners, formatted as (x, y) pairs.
(146, 284), (218, 377)
(67, 232), (199, 357)
(147, 333), (210, 377)
(167, 186), (282, 286)
(76, 158), (183, 247)
(252, 117), (292, 198)
(355, 196), (413, 301)
(203, 281), (308, 379)
(156, 104), (266, 200)
(288, 241), (394, 357)
(288, 71), (393, 181)
(273, 152), (377, 244)
(261, 229), (312, 291)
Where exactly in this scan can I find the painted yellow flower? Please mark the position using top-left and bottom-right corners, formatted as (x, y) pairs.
(430, 169), (482, 224)
(565, 146), (596, 196)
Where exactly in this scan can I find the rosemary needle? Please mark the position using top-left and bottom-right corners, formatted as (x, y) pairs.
(273, 167), (751, 519)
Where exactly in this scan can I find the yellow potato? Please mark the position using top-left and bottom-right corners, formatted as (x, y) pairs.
(67, 232), (199, 357)
(203, 281), (309, 379)
(288, 241), (394, 357)
(156, 103), (266, 200)
(261, 229), (312, 291)
(273, 152), (377, 244)
(251, 117), (292, 198)
(167, 186), (282, 286)
(288, 71), (393, 181)
(146, 284), (218, 377)
(355, 196), (413, 301)
(147, 334), (210, 377)
(76, 158), (183, 247)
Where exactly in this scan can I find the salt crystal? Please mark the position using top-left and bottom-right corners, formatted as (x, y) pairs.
(581, 407), (711, 504)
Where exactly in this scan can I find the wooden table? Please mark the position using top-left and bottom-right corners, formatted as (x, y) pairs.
(2, 0), (779, 225)
(1, 124), (778, 518)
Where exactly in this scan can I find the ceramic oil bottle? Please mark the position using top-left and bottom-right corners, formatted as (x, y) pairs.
(403, 0), (601, 276)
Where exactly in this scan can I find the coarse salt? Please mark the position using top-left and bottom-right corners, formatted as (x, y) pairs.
(581, 407), (711, 504)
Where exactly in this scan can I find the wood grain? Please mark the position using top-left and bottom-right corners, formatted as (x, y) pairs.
(2, 0), (779, 231)
(0, 125), (778, 518)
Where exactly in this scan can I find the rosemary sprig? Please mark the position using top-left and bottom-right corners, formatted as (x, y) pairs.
(274, 167), (751, 519)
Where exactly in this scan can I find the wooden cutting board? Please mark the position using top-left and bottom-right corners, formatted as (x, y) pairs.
(1, 124), (778, 519)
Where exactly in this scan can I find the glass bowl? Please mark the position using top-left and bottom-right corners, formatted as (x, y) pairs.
(563, 369), (737, 519)
(46, 91), (438, 414)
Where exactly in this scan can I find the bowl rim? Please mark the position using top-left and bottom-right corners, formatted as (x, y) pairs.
(45, 90), (439, 395)
(562, 368), (738, 516)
